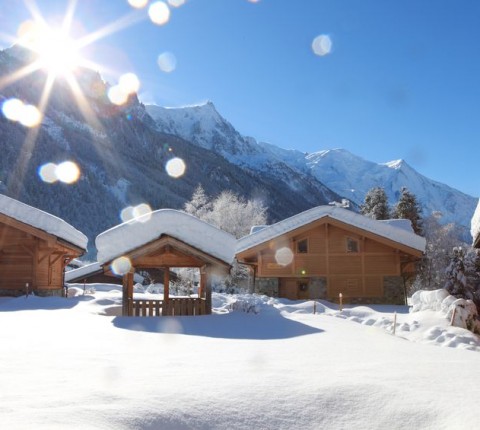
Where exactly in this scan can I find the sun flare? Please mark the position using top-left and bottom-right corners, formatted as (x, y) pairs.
(18, 22), (82, 77)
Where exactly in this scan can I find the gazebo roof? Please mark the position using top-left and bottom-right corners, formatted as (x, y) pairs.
(96, 209), (236, 265)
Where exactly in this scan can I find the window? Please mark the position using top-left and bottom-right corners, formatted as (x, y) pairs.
(298, 281), (309, 292)
(346, 237), (359, 253)
(297, 238), (308, 253)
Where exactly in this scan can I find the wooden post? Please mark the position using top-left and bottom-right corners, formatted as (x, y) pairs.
(164, 267), (170, 316)
(199, 269), (206, 299)
(392, 312), (397, 335)
(339, 293), (343, 311)
(127, 271), (134, 316)
(122, 271), (134, 316)
(450, 306), (457, 326)
(313, 301), (316, 314)
(205, 266), (213, 315)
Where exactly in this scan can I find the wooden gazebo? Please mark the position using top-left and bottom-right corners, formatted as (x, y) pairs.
(96, 209), (236, 317)
(0, 194), (87, 296)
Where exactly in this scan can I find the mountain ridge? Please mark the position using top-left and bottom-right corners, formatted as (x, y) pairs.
(145, 103), (477, 238)
(0, 44), (476, 253)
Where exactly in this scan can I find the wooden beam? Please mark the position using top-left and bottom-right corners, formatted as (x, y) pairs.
(164, 267), (170, 302)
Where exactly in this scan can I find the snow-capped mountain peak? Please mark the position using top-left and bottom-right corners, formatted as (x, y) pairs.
(148, 102), (478, 237)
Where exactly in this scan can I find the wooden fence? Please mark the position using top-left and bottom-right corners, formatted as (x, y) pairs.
(129, 298), (207, 317)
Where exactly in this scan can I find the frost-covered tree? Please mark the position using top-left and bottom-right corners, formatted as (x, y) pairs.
(184, 187), (268, 292)
(360, 187), (390, 220)
(411, 212), (461, 292)
(183, 185), (212, 220)
(184, 187), (267, 238)
(392, 187), (423, 235)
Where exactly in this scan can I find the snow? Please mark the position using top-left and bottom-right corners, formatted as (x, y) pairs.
(96, 209), (236, 264)
(65, 262), (144, 284)
(0, 193), (88, 250)
(0, 288), (479, 429)
(380, 218), (415, 232)
(65, 262), (103, 282)
(471, 198), (480, 244)
(237, 205), (426, 254)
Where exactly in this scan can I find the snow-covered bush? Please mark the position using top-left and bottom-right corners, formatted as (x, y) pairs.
(410, 289), (480, 334)
(442, 297), (480, 334)
(410, 289), (449, 312)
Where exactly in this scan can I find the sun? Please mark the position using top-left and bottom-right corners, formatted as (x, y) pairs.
(18, 21), (82, 78)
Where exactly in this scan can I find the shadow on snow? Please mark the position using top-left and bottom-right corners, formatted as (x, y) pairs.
(112, 308), (323, 340)
(0, 295), (93, 311)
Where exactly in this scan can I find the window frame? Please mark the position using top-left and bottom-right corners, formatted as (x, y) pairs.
(296, 238), (309, 254)
(346, 237), (359, 253)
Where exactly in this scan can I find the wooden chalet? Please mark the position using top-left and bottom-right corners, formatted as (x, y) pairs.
(236, 206), (426, 304)
(96, 209), (236, 317)
(0, 194), (87, 296)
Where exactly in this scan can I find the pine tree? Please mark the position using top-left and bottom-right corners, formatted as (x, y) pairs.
(444, 247), (469, 298)
(392, 187), (423, 235)
(360, 187), (390, 220)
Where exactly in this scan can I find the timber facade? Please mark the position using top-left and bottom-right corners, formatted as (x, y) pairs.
(0, 213), (85, 296)
(237, 210), (425, 304)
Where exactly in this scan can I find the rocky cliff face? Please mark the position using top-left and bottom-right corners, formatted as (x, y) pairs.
(0, 46), (342, 255)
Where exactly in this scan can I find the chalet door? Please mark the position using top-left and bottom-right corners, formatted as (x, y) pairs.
(279, 278), (310, 300)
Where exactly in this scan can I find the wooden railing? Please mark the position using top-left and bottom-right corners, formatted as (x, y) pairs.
(129, 298), (208, 317)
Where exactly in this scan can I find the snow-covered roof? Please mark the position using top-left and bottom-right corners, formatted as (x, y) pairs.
(96, 209), (236, 265)
(65, 262), (102, 282)
(379, 219), (415, 233)
(471, 199), (480, 246)
(65, 261), (144, 283)
(0, 193), (88, 250)
(237, 206), (426, 254)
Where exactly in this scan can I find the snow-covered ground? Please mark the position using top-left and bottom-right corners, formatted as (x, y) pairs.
(0, 286), (479, 429)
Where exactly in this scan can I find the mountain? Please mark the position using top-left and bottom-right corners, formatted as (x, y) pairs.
(1, 44), (476, 255)
(146, 105), (477, 239)
(0, 46), (342, 255)
(305, 149), (476, 231)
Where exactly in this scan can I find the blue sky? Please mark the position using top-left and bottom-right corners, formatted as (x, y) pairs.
(1, 0), (478, 197)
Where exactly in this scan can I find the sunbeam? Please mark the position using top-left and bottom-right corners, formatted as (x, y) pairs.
(1, 0), (151, 198)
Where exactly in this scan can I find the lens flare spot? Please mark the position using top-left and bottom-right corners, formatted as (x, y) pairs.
(111, 256), (132, 276)
(119, 72), (140, 95)
(120, 206), (135, 223)
(2, 98), (24, 121)
(133, 203), (153, 222)
(165, 157), (186, 178)
(128, 0), (148, 8)
(168, 0), (186, 7)
(149, 1), (171, 26)
(19, 104), (42, 127)
(312, 34), (332, 56)
(38, 163), (58, 183)
(2, 99), (42, 127)
(275, 247), (294, 266)
(108, 85), (129, 105)
(56, 161), (81, 184)
(157, 52), (177, 73)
